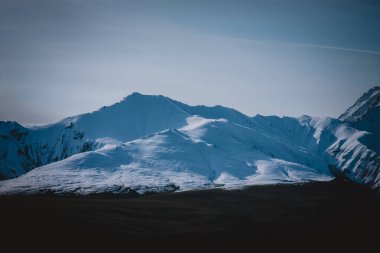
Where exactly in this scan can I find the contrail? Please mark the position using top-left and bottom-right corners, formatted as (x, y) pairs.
(202, 33), (380, 55)
(106, 24), (380, 55)
(280, 41), (380, 55)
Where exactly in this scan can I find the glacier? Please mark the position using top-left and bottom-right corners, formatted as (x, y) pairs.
(0, 88), (379, 195)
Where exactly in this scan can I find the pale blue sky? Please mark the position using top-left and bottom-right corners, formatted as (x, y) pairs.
(1, 0), (380, 125)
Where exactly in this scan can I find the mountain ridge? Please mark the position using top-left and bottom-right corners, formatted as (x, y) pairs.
(0, 87), (379, 194)
(339, 86), (380, 154)
(0, 92), (256, 180)
(339, 86), (380, 123)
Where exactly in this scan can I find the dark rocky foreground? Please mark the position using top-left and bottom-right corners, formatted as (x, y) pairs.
(0, 181), (379, 252)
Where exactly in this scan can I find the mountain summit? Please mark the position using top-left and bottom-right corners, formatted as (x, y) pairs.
(1, 88), (379, 194)
(339, 86), (380, 123)
(339, 86), (380, 153)
(0, 93), (253, 180)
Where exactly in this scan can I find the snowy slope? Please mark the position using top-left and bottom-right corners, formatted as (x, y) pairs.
(252, 115), (380, 189)
(339, 87), (380, 123)
(0, 116), (332, 194)
(0, 88), (379, 194)
(339, 86), (380, 154)
(0, 92), (262, 180)
(0, 93), (190, 180)
(336, 86), (380, 188)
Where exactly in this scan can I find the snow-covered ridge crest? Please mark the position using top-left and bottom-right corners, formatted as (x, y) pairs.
(0, 87), (379, 194)
(0, 93), (253, 180)
(339, 86), (380, 123)
(0, 115), (333, 194)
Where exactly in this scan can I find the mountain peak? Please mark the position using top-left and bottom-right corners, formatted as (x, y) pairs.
(368, 86), (380, 93)
(119, 92), (172, 104)
(122, 92), (145, 100)
(0, 121), (25, 133)
(339, 86), (380, 123)
(129, 91), (144, 97)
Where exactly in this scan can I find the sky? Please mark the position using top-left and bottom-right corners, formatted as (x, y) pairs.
(0, 0), (380, 125)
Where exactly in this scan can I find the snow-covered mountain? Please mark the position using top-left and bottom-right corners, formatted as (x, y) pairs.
(339, 86), (380, 154)
(0, 92), (260, 181)
(252, 115), (380, 189)
(0, 88), (379, 194)
(339, 87), (380, 123)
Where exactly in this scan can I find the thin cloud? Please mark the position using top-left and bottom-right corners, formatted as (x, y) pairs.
(280, 41), (380, 55)
(182, 32), (380, 56)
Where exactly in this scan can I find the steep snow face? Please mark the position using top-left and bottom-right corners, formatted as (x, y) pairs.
(0, 92), (265, 180)
(0, 122), (30, 179)
(70, 92), (190, 141)
(339, 86), (380, 123)
(0, 93), (192, 180)
(1, 88), (379, 194)
(0, 116), (333, 195)
(339, 86), (380, 154)
(252, 114), (380, 189)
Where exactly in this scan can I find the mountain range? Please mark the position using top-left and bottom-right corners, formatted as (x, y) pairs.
(0, 87), (379, 194)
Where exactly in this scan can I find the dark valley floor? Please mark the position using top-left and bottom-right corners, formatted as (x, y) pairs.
(0, 181), (379, 252)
